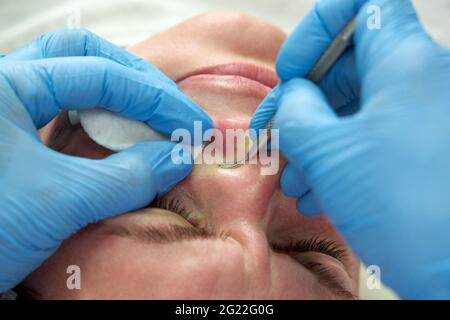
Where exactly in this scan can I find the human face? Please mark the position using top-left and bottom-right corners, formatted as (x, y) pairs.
(30, 12), (360, 299)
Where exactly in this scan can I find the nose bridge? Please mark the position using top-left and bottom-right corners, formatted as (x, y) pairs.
(183, 163), (285, 297)
(214, 164), (282, 224)
(216, 207), (273, 297)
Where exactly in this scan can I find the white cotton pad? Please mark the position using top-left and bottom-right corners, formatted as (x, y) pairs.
(76, 109), (168, 151)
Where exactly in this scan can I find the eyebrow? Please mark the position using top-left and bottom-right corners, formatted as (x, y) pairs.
(103, 222), (356, 299)
(102, 223), (216, 244)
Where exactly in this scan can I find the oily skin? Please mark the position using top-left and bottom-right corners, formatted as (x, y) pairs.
(29, 12), (360, 299)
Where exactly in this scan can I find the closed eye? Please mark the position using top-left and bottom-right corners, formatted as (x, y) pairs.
(148, 196), (206, 230)
(271, 236), (347, 262)
(147, 199), (355, 298)
(272, 237), (355, 299)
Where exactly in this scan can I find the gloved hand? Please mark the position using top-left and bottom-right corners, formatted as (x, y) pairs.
(251, 0), (450, 298)
(0, 28), (213, 291)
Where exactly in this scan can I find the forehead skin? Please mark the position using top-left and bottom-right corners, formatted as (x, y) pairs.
(29, 12), (360, 299)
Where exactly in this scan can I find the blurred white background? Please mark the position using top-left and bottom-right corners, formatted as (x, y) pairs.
(0, 0), (449, 52)
(0, 0), (448, 299)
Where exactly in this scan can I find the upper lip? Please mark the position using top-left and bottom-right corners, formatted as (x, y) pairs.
(177, 62), (279, 88)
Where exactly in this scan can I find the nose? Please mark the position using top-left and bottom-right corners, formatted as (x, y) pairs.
(219, 216), (273, 295)
(181, 153), (286, 290)
(191, 164), (281, 293)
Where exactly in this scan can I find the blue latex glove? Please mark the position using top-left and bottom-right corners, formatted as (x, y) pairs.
(251, 0), (450, 298)
(0, 28), (213, 291)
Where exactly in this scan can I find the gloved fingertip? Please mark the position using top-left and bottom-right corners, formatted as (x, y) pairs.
(148, 91), (214, 146)
(145, 141), (193, 195)
(184, 97), (214, 133)
(296, 191), (322, 216)
(249, 85), (280, 132)
(280, 164), (309, 198)
(114, 141), (193, 196)
(280, 78), (322, 97)
(276, 78), (337, 127)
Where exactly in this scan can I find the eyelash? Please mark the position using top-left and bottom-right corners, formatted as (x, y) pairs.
(150, 200), (346, 261)
(273, 237), (353, 297)
(149, 200), (351, 296)
(272, 236), (346, 261)
(150, 200), (345, 261)
(150, 198), (193, 221)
